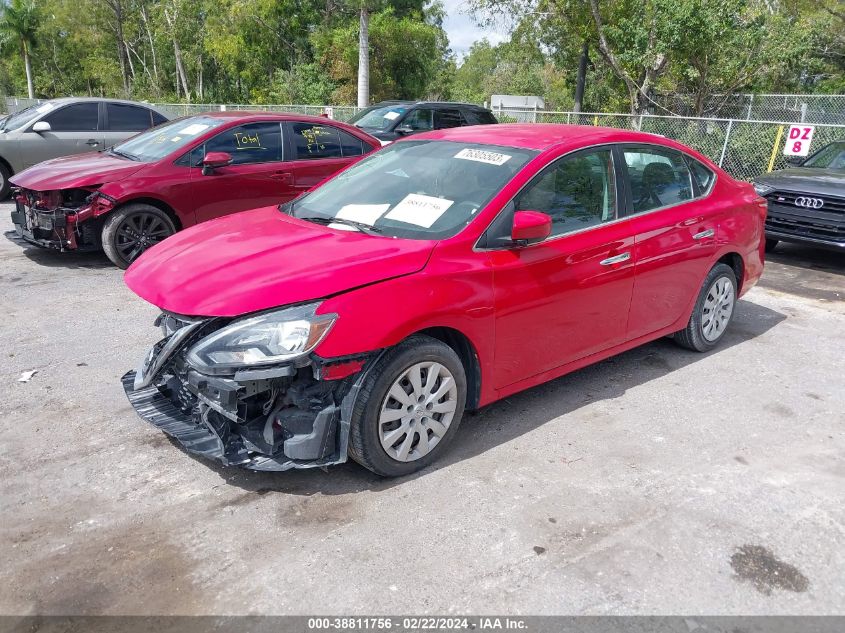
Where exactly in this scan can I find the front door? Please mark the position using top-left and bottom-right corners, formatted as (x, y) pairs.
(21, 102), (103, 169)
(190, 121), (294, 224)
(489, 147), (636, 389)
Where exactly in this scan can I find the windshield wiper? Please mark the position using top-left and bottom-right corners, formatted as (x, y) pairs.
(299, 216), (383, 235)
(109, 148), (139, 161)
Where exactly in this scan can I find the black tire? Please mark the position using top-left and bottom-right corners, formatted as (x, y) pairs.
(0, 162), (11, 200)
(765, 238), (778, 253)
(101, 203), (176, 269)
(674, 263), (738, 353)
(349, 335), (467, 477)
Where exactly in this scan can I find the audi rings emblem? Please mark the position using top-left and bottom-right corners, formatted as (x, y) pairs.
(795, 196), (824, 209)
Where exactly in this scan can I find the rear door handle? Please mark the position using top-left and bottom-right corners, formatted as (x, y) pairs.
(272, 171), (293, 184)
(599, 252), (631, 266)
(693, 228), (715, 240)
(85, 139), (100, 146)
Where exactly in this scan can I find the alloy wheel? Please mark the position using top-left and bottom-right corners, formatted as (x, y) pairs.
(115, 212), (172, 263)
(378, 361), (458, 463)
(701, 276), (735, 342)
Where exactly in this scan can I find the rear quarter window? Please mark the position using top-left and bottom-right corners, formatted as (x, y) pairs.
(688, 159), (716, 195)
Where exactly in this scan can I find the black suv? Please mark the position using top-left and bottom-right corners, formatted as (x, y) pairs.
(753, 140), (845, 252)
(351, 101), (498, 143)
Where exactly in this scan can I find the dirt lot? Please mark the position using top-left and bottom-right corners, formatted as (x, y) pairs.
(1, 202), (843, 615)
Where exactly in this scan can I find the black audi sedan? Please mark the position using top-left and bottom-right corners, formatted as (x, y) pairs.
(753, 141), (845, 252)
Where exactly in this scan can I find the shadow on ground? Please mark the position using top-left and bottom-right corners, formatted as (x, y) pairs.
(178, 298), (786, 498)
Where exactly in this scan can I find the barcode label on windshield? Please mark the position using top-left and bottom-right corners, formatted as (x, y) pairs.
(454, 148), (512, 165)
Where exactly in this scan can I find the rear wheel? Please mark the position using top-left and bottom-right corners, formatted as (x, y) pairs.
(101, 204), (176, 269)
(765, 238), (779, 252)
(0, 162), (10, 199)
(349, 335), (467, 477)
(674, 263), (737, 352)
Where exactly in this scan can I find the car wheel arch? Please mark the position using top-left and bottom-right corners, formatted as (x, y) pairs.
(717, 251), (744, 294)
(109, 196), (183, 231)
(406, 326), (482, 411)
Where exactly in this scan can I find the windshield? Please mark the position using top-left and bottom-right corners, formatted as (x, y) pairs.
(289, 140), (537, 240)
(2, 101), (56, 131)
(355, 105), (409, 131)
(110, 115), (226, 162)
(802, 142), (845, 170)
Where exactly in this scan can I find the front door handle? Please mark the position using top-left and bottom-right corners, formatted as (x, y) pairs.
(85, 139), (100, 146)
(693, 228), (715, 240)
(272, 171), (293, 184)
(599, 252), (631, 266)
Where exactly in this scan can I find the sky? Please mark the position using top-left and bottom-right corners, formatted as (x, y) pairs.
(441, 0), (510, 61)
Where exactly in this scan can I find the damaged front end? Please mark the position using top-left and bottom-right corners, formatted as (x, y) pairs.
(122, 307), (374, 471)
(10, 187), (114, 251)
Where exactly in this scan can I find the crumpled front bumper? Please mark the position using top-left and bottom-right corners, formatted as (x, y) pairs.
(122, 370), (351, 471)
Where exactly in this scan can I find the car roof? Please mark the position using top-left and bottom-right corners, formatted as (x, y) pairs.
(410, 123), (707, 155)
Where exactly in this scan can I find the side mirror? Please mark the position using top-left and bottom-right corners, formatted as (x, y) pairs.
(31, 121), (51, 133)
(785, 156), (804, 167)
(201, 151), (232, 175)
(395, 125), (414, 135)
(511, 210), (551, 246)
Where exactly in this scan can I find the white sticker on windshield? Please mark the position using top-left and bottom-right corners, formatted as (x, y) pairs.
(385, 194), (453, 228)
(454, 148), (512, 165)
(170, 136), (182, 142)
(383, 111), (401, 121)
(36, 103), (54, 114)
(178, 123), (210, 135)
(337, 203), (389, 225)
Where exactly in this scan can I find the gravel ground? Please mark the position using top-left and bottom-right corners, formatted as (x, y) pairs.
(0, 203), (843, 616)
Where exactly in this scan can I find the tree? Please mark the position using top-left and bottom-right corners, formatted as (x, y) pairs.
(0, 0), (40, 98)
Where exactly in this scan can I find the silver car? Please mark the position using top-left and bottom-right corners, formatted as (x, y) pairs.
(0, 97), (170, 197)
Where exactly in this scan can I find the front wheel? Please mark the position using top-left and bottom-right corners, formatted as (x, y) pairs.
(765, 238), (778, 252)
(674, 263), (738, 352)
(101, 204), (176, 269)
(349, 335), (467, 477)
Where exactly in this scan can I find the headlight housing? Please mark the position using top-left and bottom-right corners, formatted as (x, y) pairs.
(752, 182), (774, 197)
(186, 303), (336, 374)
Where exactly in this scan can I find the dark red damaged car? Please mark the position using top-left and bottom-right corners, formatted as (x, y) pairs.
(9, 112), (379, 268)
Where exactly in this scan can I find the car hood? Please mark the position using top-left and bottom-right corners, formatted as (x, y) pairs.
(9, 151), (146, 191)
(755, 167), (845, 197)
(125, 206), (436, 317)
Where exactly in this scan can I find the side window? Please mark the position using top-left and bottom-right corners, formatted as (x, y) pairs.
(107, 103), (154, 131)
(515, 149), (617, 237)
(337, 129), (367, 157)
(435, 109), (464, 129)
(688, 158), (715, 195)
(204, 122), (283, 165)
(42, 103), (99, 131)
(474, 110), (498, 125)
(624, 148), (693, 213)
(152, 111), (168, 126)
(401, 109), (433, 131)
(290, 123), (342, 160)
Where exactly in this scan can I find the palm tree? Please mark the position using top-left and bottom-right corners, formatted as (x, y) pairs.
(0, 0), (40, 98)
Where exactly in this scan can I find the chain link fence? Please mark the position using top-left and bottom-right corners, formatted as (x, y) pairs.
(494, 109), (845, 182)
(655, 93), (845, 125)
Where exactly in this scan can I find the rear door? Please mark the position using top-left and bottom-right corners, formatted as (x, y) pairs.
(20, 102), (102, 168)
(622, 145), (724, 339)
(283, 121), (372, 196)
(190, 120), (292, 224)
(488, 146), (635, 389)
(102, 102), (160, 150)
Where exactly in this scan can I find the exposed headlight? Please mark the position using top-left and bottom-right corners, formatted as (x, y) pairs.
(186, 303), (336, 373)
(752, 182), (774, 196)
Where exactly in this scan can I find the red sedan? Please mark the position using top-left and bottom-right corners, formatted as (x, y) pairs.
(9, 112), (379, 267)
(122, 124), (766, 477)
